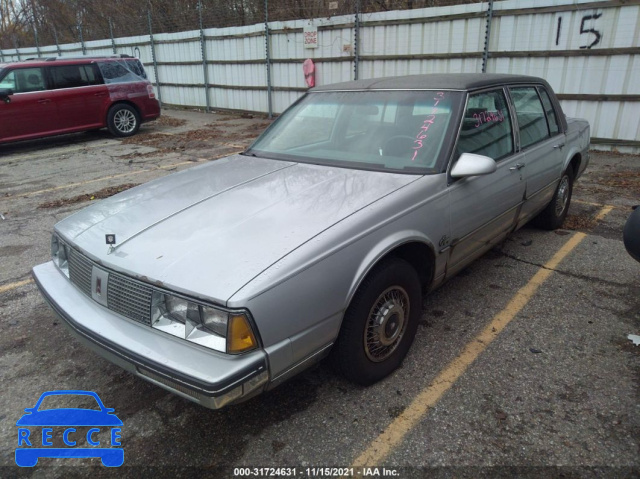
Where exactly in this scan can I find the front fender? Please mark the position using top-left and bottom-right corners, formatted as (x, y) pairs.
(345, 231), (437, 308)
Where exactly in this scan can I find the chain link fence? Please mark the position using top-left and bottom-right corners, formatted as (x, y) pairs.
(1, 0), (484, 51)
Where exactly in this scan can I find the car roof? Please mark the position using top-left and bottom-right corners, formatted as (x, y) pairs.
(311, 73), (551, 92)
(1, 56), (138, 69)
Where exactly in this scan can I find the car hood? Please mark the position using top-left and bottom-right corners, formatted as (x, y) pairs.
(56, 155), (417, 304)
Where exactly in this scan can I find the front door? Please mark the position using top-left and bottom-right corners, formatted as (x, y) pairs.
(0, 67), (55, 141)
(447, 87), (525, 276)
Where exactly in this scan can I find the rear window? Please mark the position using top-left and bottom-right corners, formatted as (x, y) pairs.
(97, 60), (147, 84)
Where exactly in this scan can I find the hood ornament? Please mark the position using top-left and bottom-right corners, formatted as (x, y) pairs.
(106, 234), (116, 254)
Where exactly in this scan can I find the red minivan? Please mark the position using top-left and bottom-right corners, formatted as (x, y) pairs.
(0, 55), (160, 144)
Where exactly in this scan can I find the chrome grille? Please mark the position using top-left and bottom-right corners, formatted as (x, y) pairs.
(107, 274), (152, 325)
(66, 246), (152, 326)
(67, 247), (92, 297)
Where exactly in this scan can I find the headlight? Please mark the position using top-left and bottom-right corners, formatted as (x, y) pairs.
(151, 291), (257, 354)
(51, 234), (69, 277)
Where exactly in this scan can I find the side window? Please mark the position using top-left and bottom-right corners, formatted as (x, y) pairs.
(509, 87), (549, 149)
(537, 87), (560, 136)
(50, 65), (95, 89)
(457, 89), (513, 161)
(0, 68), (45, 93)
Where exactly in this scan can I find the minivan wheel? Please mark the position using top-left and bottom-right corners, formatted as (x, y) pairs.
(533, 168), (574, 230)
(331, 258), (422, 386)
(107, 104), (140, 137)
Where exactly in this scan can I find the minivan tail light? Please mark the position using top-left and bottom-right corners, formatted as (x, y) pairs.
(147, 84), (156, 99)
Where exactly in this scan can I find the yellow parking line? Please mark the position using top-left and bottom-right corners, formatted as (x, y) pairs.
(593, 205), (614, 222)
(13, 150), (243, 198)
(352, 204), (614, 468)
(352, 232), (588, 467)
(0, 278), (34, 294)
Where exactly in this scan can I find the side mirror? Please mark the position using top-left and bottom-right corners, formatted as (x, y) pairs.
(450, 153), (497, 178)
(623, 207), (640, 263)
(0, 88), (13, 103)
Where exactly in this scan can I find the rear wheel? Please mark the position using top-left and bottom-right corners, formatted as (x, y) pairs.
(534, 168), (573, 230)
(331, 258), (422, 385)
(107, 104), (140, 137)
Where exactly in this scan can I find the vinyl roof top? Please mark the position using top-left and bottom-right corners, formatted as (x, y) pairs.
(311, 73), (551, 92)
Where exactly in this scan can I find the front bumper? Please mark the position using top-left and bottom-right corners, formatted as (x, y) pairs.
(32, 262), (269, 409)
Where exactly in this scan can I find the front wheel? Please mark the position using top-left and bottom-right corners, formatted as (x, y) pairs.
(331, 258), (422, 386)
(534, 168), (574, 230)
(107, 104), (140, 138)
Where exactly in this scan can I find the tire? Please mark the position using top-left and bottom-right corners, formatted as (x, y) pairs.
(107, 104), (140, 138)
(623, 206), (640, 263)
(533, 168), (574, 230)
(331, 258), (422, 386)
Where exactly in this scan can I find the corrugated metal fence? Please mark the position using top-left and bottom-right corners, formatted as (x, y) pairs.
(1, 0), (638, 150)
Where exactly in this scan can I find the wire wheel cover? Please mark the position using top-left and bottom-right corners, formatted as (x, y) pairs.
(364, 286), (410, 362)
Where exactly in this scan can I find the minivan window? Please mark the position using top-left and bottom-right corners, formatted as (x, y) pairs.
(457, 89), (513, 161)
(509, 87), (549, 149)
(97, 60), (146, 84)
(537, 87), (560, 136)
(0, 68), (46, 93)
(50, 65), (101, 89)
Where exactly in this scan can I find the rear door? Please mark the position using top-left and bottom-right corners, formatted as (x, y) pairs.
(0, 66), (55, 141)
(447, 87), (526, 275)
(508, 85), (565, 224)
(47, 63), (107, 130)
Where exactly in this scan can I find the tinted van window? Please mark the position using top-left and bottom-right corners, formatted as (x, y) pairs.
(457, 89), (513, 161)
(0, 68), (46, 93)
(50, 65), (101, 89)
(510, 87), (549, 149)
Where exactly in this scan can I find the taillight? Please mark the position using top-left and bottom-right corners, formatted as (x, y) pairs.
(147, 84), (156, 99)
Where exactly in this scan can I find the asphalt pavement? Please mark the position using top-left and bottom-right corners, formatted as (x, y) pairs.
(0, 110), (638, 478)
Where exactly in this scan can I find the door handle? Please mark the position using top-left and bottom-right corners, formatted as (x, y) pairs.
(37, 99), (51, 104)
(553, 143), (565, 149)
(94, 92), (107, 97)
(509, 163), (525, 171)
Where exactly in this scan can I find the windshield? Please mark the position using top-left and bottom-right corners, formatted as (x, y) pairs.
(248, 90), (463, 174)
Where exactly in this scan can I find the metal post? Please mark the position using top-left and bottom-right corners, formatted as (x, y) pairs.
(481, 0), (494, 73)
(32, 21), (41, 58)
(109, 18), (117, 54)
(354, 0), (361, 80)
(198, 0), (211, 112)
(264, 0), (273, 119)
(78, 23), (86, 55)
(53, 27), (62, 56)
(13, 37), (21, 61)
(148, 9), (162, 105)
(0, 48), (4, 63)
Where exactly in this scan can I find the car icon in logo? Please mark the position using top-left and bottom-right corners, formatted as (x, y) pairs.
(16, 390), (123, 467)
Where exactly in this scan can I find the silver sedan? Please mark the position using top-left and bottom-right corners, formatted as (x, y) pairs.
(33, 73), (590, 409)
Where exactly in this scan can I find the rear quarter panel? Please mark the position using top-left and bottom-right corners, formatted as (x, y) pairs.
(564, 118), (590, 179)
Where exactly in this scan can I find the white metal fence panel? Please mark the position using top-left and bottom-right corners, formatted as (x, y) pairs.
(1, 0), (638, 148)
